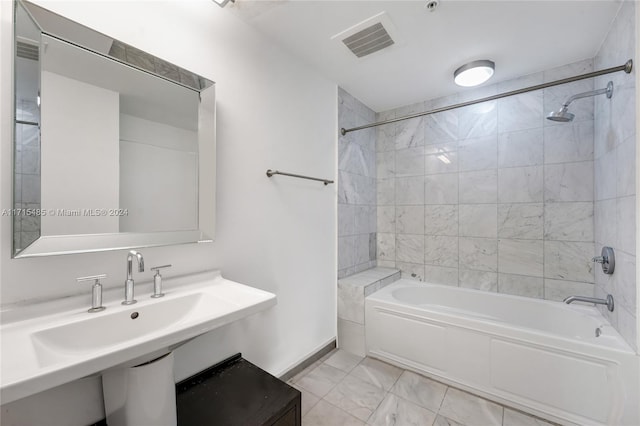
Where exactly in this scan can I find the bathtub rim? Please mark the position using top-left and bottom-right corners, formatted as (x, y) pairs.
(366, 279), (636, 355)
(365, 285), (640, 425)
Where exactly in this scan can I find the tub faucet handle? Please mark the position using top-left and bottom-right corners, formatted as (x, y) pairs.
(592, 256), (605, 263)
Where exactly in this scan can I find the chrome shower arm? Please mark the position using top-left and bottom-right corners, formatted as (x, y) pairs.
(561, 81), (613, 108)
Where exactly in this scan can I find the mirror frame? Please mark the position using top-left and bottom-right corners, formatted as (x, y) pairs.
(12, 0), (216, 258)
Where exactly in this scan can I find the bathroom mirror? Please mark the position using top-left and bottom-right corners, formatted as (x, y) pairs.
(12, 0), (216, 258)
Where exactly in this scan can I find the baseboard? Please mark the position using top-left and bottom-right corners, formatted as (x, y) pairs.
(278, 338), (336, 382)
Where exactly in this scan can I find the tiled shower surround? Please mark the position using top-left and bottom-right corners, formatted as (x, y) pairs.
(375, 58), (601, 302)
(337, 2), (636, 350)
(593, 0), (636, 350)
(338, 88), (377, 278)
(13, 100), (41, 252)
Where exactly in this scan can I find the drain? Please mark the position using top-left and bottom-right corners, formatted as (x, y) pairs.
(131, 312), (139, 319)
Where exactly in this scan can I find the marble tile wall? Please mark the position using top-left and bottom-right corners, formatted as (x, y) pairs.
(337, 267), (400, 356)
(13, 100), (41, 252)
(338, 88), (377, 278)
(376, 58), (600, 303)
(593, 0), (637, 351)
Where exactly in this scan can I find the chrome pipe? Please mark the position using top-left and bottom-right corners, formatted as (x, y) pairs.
(561, 83), (611, 108)
(564, 294), (614, 312)
(340, 59), (633, 135)
(266, 169), (334, 186)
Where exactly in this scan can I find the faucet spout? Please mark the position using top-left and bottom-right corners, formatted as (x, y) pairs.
(563, 294), (614, 312)
(127, 250), (145, 278)
(123, 250), (144, 305)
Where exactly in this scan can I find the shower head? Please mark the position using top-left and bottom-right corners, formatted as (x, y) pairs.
(547, 106), (575, 122)
(546, 81), (613, 123)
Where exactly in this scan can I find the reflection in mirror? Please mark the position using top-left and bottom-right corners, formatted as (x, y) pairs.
(14, 1), (41, 252)
(12, 0), (215, 258)
(39, 34), (200, 235)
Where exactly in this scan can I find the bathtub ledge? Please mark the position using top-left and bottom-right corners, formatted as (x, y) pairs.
(338, 267), (400, 356)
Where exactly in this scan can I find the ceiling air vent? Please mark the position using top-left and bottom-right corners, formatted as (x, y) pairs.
(342, 22), (394, 58)
(17, 40), (39, 61)
(332, 12), (400, 59)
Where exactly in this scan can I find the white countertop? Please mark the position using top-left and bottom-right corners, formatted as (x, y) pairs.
(0, 270), (276, 404)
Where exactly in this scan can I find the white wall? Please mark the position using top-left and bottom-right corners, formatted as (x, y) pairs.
(0, 1), (337, 424)
(40, 71), (120, 236)
(119, 114), (198, 232)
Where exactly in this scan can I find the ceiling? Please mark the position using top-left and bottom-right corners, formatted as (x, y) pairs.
(231, 0), (623, 112)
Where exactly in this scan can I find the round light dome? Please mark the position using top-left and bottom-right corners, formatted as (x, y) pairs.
(454, 60), (495, 87)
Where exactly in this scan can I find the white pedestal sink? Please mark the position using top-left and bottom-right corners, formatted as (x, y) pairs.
(0, 270), (276, 405)
(102, 352), (177, 426)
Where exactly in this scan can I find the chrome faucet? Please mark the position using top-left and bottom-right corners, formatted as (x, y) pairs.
(123, 250), (144, 305)
(564, 294), (614, 312)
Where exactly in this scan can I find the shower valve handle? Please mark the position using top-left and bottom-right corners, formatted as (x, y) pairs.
(592, 247), (615, 275)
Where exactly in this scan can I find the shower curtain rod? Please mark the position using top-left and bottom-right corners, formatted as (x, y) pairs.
(340, 59), (633, 135)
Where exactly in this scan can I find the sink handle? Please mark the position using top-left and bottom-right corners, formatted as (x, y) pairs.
(77, 274), (107, 283)
(150, 265), (172, 298)
(77, 274), (107, 313)
(150, 265), (172, 272)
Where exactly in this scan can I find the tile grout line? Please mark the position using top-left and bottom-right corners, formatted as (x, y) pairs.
(542, 85), (547, 301)
(436, 385), (450, 415)
(496, 101), (501, 294)
(456, 106), (461, 288)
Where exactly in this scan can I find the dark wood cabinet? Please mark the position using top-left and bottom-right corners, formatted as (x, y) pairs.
(176, 354), (301, 426)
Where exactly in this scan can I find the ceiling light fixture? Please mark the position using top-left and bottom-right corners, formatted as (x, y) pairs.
(212, 0), (234, 7)
(453, 60), (495, 87)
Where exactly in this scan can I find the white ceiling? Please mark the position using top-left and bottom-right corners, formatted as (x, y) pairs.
(231, 0), (623, 112)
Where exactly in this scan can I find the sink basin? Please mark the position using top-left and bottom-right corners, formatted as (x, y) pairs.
(32, 292), (232, 366)
(0, 271), (276, 404)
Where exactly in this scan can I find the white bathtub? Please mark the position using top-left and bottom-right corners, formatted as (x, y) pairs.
(365, 280), (639, 426)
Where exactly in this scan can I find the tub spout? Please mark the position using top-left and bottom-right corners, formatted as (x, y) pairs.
(563, 294), (614, 312)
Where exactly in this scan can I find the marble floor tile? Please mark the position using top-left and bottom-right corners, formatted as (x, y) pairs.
(349, 357), (404, 391)
(324, 375), (386, 421)
(503, 408), (555, 426)
(296, 363), (347, 397)
(324, 349), (364, 373)
(303, 400), (365, 426)
(319, 348), (338, 362)
(298, 354), (560, 426)
(289, 360), (322, 384)
(433, 414), (465, 426)
(367, 393), (437, 426)
(390, 371), (447, 412)
(438, 388), (503, 426)
(290, 383), (321, 417)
